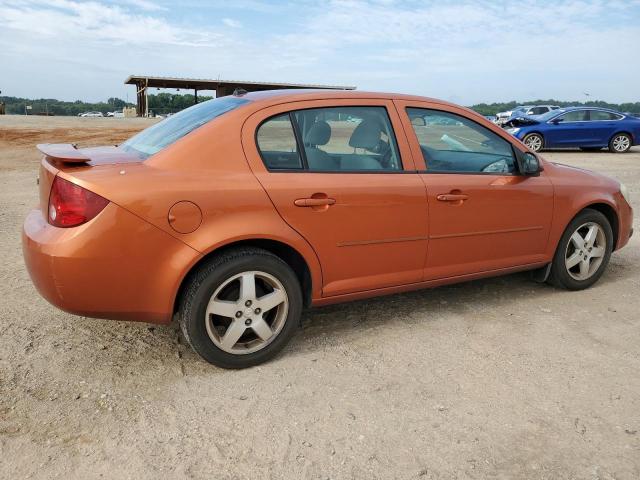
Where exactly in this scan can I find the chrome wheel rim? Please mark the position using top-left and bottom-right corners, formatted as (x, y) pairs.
(524, 134), (542, 151)
(612, 135), (630, 152)
(205, 271), (289, 354)
(564, 222), (606, 281)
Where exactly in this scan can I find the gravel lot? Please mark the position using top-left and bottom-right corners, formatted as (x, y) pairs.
(1, 115), (638, 479)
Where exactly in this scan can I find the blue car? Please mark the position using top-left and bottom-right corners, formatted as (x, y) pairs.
(505, 107), (640, 153)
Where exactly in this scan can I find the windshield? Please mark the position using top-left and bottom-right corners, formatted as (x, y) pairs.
(121, 96), (250, 158)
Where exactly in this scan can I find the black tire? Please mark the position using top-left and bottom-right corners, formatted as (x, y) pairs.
(523, 133), (544, 152)
(548, 209), (613, 290)
(579, 147), (603, 152)
(179, 247), (302, 368)
(608, 133), (632, 153)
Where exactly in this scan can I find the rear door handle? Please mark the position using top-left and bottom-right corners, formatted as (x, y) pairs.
(294, 197), (336, 207)
(436, 194), (469, 202)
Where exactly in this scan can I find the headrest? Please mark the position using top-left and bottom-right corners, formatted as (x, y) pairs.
(305, 121), (331, 146)
(348, 120), (381, 150)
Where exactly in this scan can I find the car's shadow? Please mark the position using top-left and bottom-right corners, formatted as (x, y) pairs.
(281, 258), (635, 358)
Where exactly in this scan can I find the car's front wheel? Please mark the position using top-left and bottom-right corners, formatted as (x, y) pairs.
(609, 133), (632, 153)
(179, 248), (302, 368)
(548, 209), (613, 290)
(523, 133), (544, 152)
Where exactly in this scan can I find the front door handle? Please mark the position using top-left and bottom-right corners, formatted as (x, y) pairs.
(294, 197), (336, 207)
(436, 193), (469, 202)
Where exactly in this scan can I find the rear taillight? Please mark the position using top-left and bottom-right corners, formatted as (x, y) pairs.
(48, 176), (109, 228)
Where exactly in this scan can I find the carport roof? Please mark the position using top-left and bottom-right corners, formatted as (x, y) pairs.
(124, 75), (356, 92)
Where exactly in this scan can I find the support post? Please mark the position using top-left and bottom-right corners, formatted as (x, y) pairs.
(144, 78), (149, 117)
(194, 89), (198, 104)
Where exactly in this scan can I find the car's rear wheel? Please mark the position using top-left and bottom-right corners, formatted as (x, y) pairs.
(523, 133), (544, 152)
(548, 209), (613, 290)
(609, 133), (632, 153)
(179, 248), (302, 368)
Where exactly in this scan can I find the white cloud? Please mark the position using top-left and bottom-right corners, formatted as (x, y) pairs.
(0, 0), (639, 103)
(0, 0), (223, 46)
(117, 0), (167, 11)
(222, 17), (242, 28)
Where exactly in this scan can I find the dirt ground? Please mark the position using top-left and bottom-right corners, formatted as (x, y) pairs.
(1, 115), (638, 479)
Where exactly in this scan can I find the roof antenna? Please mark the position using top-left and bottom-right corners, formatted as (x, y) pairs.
(233, 88), (248, 96)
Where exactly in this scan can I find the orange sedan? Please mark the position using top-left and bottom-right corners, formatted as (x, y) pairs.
(23, 90), (633, 368)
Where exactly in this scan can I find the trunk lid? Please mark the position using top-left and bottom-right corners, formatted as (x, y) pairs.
(37, 144), (143, 218)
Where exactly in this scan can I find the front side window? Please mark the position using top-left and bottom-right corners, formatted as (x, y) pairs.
(121, 96), (249, 159)
(406, 108), (516, 174)
(556, 110), (588, 122)
(589, 110), (622, 121)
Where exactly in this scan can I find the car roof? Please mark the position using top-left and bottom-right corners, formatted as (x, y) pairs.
(557, 106), (624, 114)
(239, 89), (461, 108)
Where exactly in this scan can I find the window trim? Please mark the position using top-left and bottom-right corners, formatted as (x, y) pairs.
(405, 106), (520, 176)
(255, 105), (406, 174)
(289, 112), (309, 170)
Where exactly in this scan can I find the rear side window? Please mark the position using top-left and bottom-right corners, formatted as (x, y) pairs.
(406, 108), (516, 174)
(293, 107), (401, 171)
(256, 114), (303, 170)
(256, 106), (402, 172)
(589, 110), (623, 121)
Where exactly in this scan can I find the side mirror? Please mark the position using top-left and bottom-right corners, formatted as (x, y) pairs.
(516, 150), (542, 176)
(551, 118), (562, 124)
(411, 117), (426, 127)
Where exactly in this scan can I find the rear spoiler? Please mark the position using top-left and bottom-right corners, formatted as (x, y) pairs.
(37, 144), (90, 163)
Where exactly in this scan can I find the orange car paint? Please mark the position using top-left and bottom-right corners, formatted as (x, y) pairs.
(22, 90), (634, 324)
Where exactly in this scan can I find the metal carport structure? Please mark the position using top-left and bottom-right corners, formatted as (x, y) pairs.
(125, 75), (356, 117)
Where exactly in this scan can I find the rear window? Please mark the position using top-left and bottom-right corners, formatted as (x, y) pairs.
(121, 96), (249, 158)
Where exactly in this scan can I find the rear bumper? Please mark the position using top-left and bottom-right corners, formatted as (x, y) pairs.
(22, 204), (201, 324)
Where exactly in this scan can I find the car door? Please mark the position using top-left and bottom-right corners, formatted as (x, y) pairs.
(242, 99), (428, 297)
(544, 109), (591, 147)
(395, 100), (553, 280)
(587, 110), (622, 145)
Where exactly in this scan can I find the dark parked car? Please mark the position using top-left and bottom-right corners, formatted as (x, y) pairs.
(506, 107), (640, 153)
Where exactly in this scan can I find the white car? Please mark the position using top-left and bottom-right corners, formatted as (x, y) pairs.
(494, 105), (560, 126)
(80, 111), (104, 118)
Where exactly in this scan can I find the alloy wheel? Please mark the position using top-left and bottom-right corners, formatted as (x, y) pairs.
(204, 271), (289, 354)
(524, 134), (543, 152)
(564, 222), (606, 281)
(612, 135), (630, 152)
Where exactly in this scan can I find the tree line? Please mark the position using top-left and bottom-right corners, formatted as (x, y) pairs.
(2, 94), (639, 116)
(0, 93), (213, 116)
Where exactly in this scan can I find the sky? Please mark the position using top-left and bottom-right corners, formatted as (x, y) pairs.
(1, 0), (639, 105)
